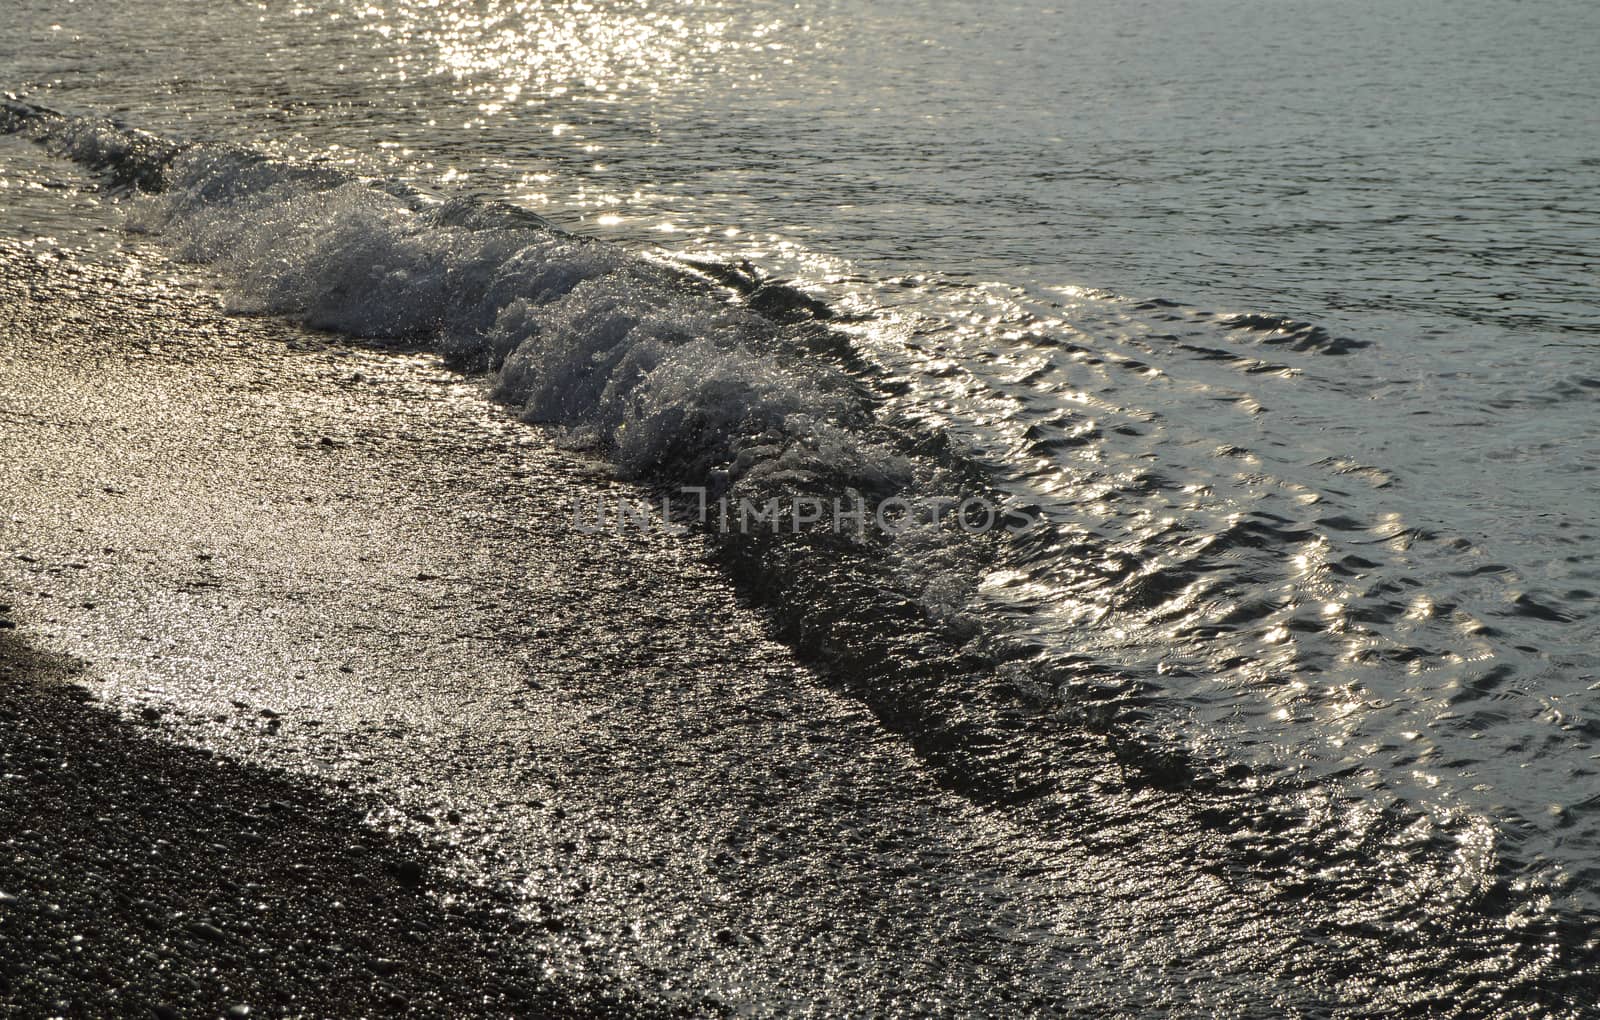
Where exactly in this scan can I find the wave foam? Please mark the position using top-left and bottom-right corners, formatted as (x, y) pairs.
(128, 144), (914, 498)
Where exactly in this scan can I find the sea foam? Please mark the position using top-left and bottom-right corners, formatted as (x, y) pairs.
(129, 145), (918, 502)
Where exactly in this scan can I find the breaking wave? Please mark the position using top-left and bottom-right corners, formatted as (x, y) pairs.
(8, 98), (1600, 1016)
(1, 95), (1025, 787)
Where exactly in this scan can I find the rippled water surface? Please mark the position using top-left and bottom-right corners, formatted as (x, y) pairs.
(4, 0), (1600, 1011)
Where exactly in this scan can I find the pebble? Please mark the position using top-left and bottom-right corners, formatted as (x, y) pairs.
(186, 920), (227, 942)
(393, 860), (425, 889)
(151, 1004), (179, 1020)
(227, 1006), (252, 1019)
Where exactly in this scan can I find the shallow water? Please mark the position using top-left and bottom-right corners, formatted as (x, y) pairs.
(4, 0), (1599, 1011)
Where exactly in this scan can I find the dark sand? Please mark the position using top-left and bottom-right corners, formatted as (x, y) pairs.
(0, 630), (648, 1018)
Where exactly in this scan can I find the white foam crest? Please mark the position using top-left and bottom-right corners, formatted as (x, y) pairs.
(129, 144), (909, 489)
(135, 162), (483, 336)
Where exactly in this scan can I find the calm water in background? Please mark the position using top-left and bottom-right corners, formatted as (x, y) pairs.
(9, 0), (1597, 323)
(4, 0), (1600, 1001)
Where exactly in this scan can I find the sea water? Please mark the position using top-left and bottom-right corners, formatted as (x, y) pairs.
(4, 0), (1598, 1011)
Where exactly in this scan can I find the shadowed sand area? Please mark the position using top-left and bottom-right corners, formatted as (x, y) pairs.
(2, 242), (1596, 1017)
(0, 630), (647, 1018)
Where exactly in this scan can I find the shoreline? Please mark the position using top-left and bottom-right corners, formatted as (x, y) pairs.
(3, 239), (1597, 1017)
(0, 241), (1096, 1014)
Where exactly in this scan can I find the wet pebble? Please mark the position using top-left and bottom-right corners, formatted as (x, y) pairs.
(186, 921), (227, 942)
(392, 860), (424, 889)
